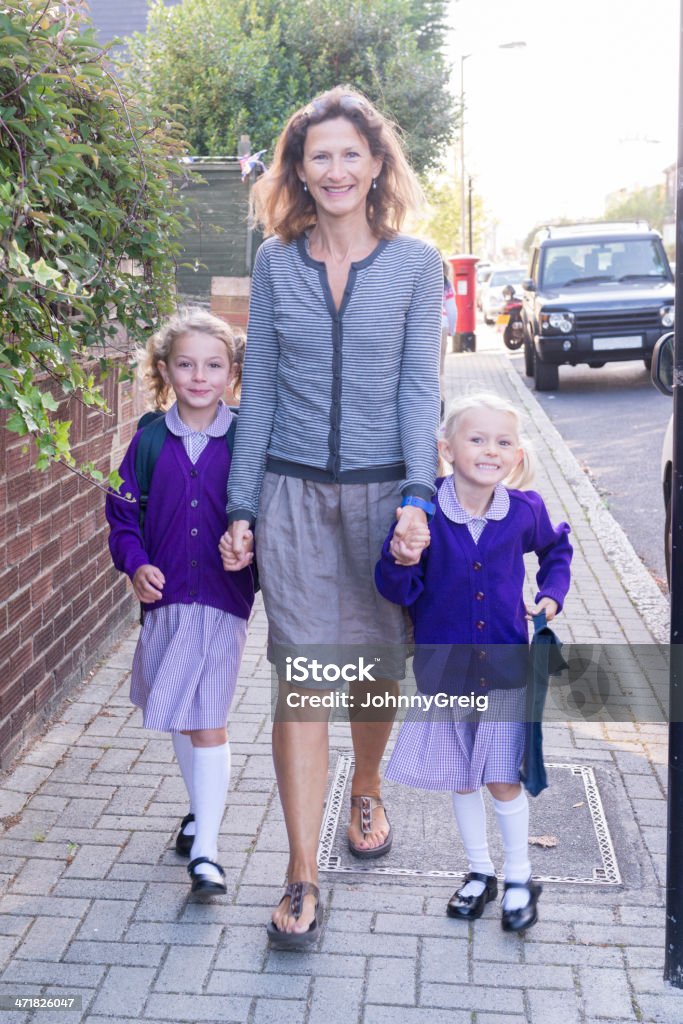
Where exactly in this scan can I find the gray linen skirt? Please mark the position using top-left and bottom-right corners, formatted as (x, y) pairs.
(255, 473), (408, 680)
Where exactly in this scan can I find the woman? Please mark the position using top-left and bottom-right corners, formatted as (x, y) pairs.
(221, 85), (442, 946)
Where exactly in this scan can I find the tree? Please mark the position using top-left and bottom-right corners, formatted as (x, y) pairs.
(605, 184), (666, 233)
(0, 1), (187, 483)
(127, 0), (455, 175)
(413, 174), (486, 257)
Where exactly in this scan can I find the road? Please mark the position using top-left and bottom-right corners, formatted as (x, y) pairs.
(472, 320), (672, 591)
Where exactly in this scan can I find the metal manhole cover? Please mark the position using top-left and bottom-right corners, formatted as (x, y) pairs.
(318, 753), (621, 885)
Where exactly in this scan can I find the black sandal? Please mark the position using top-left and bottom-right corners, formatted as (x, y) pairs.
(187, 856), (227, 898)
(175, 812), (195, 857)
(447, 872), (498, 920)
(266, 881), (322, 949)
(348, 796), (393, 859)
(501, 879), (542, 932)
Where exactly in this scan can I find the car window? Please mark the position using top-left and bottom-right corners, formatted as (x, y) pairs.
(489, 269), (526, 286)
(541, 239), (670, 286)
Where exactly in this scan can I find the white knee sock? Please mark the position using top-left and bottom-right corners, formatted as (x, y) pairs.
(172, 733), (195, 836)
(452, 791), (495, 897)
(190, 742), (231, 881)
(491, 790), (532, 910)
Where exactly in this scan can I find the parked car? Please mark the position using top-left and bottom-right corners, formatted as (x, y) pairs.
(481, 267), (527, 323)
(521, 222), (675, 391)
(651, 331), (674, 585)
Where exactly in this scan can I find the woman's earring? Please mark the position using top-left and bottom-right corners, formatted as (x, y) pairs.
(302, 182), (308, 192)
(372, 178), (377, 190)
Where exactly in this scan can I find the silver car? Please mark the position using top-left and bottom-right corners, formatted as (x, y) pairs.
(481, 267), (527, 324)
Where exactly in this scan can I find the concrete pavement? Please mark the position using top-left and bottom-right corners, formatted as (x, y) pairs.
(0, 339), (679, 1024)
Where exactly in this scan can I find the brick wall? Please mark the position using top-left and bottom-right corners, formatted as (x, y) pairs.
(0, 367), (147, 768)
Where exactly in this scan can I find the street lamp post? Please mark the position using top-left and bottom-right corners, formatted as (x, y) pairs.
(664, 0), (683, 989)
(459, 54), (470, 253)
(458, 41), (526, 255)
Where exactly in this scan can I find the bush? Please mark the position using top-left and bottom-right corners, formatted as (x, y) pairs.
(0, 0), (187, 484)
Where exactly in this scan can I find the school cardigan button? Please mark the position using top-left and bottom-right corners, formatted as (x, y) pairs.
(190, 470), (198, 478)
(476, 620), (485, 630)
(475, 591), (484, 600)
(191, 560), (198, 567)
(473, 561), (482, 570)
(190, 528), (198, 536)
(479, 677), (487, 686)
(191, 499), (198, 508)
(478, 650), (486, 659)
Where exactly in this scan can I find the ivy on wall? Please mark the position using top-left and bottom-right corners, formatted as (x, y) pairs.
(0, 1), (187, 486)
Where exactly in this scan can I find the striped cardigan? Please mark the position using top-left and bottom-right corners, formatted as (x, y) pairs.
(227, 233), (443, 523)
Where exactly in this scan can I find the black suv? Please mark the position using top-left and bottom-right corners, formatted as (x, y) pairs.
(521, 223), (674, 391)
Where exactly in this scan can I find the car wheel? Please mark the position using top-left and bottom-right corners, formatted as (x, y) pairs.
(524, 337), (534, 377)
(588, 362), (605, 369)
(534, 357), (559, 391)
(665, 469), (672, 588)
(643, 356), (652, 372)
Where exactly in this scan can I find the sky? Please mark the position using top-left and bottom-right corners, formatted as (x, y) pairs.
(445, 0), (679, 251)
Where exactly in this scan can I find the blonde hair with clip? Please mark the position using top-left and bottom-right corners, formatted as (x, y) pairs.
(141, 307), (245, 408)
(439, 391), (536, 490)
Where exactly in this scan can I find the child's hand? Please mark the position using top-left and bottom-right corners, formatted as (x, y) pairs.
(132, 564), (165, 603)
(220, 522), (254, 571)
(390, 506), (431, 565)
(526, 597), (559, 622)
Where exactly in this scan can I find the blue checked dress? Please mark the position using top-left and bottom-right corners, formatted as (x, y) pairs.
(385, 480), (527, 791)
(129, 403), (248, 732)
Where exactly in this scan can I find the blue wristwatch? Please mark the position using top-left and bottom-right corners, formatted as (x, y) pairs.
(400, 495), (436, 521)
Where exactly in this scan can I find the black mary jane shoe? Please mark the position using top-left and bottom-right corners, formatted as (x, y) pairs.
(175, 812), (195, 857)
(501, 879), (542, 932)
(447, 871), (498, 920)
(187, 856), (227, 898)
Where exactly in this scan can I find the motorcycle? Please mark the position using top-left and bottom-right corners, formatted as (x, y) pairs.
(496, 284), (525, 350)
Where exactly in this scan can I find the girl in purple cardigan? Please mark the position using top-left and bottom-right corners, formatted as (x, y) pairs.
(106, 310), (255, 899)
(375, 392), (572, 933)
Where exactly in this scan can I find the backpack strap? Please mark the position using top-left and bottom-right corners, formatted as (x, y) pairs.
(134, 414), (169, 528)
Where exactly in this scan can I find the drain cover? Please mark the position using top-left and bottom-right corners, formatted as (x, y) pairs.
(319, 754), (620, 885)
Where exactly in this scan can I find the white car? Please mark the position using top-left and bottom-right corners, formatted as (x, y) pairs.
(481, 267), (527, 324)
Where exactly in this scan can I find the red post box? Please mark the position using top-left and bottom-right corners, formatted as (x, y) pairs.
(448, 254), (479, 353)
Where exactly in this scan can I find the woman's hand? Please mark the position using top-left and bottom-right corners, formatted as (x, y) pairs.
(390, 505), (430, 566)
(132, 564), (165, 603)
(220, 520), (254, 571)
(526, 597), (559, 622)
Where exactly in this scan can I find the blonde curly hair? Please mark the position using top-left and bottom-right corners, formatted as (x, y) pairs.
(439, 391), (536, 490)
(142, 307), (245, 408)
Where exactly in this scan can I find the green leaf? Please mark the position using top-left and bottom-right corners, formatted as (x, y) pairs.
(30, 257), (62, 287)
(5, 411), (28, 435)
(41, 392), (59, 411)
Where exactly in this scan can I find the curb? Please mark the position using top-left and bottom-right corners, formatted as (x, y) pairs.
(503, 358), (670, 644)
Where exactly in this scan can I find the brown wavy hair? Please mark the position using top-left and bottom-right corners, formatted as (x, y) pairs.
(252, 85), (423, 243)
(142, 307), (245, 407)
